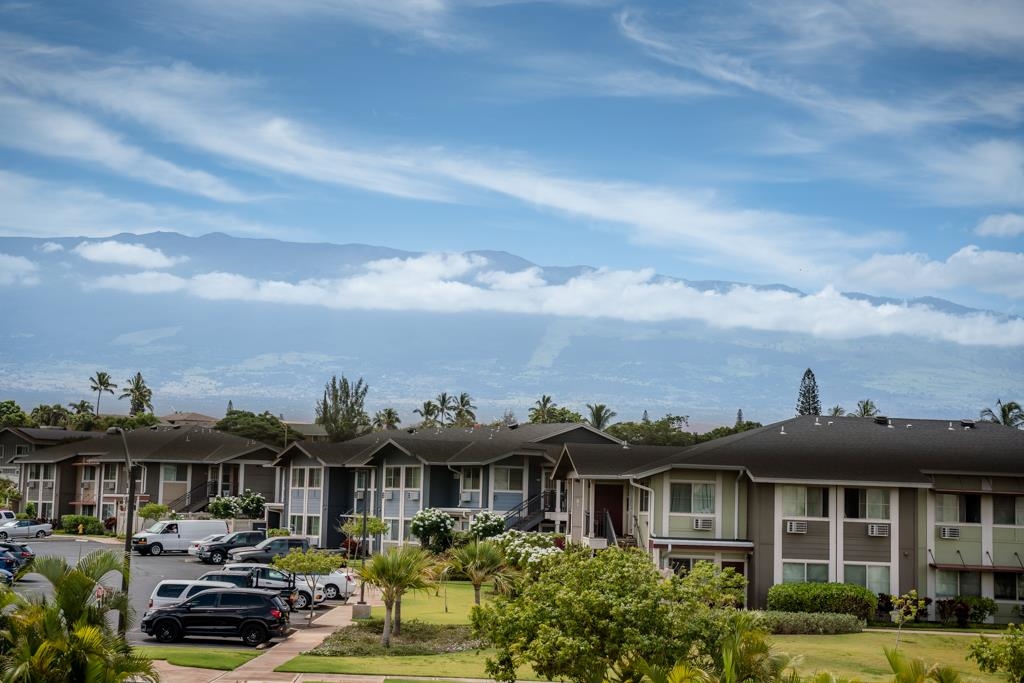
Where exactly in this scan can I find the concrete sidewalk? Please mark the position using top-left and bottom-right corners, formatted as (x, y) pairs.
(152, 587), (385, 683)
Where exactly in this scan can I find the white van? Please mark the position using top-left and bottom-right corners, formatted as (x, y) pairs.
(131, 519), (229, 556)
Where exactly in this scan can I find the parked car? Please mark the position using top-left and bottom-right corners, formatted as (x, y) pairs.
(221, 562), (354, 601)
(197, 529), (267, 565)
(131, 519), (229, 556)
(140, 587), (291, 646)
(188, 533), (225, 557)
(0, 510), (16, 523)
(219, 564), (325, 610)
(0, 519), (53, 540)
(0, 542), (34, 569)
(0, 568), (12, 586)
(198, 570), (300, 609)
(148, 579), (237, 609)
(0, 551), (19, 573)
(227, 536), (310, 564)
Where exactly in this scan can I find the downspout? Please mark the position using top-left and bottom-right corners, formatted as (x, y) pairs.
(629, 478), (656, 551)
(734, 471), (743, 539)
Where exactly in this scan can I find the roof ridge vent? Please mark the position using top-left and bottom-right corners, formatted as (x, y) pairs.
(906, 424), (913, 429)
(887, 419), (894, 429)
(827, 421), (833, 426)
(814, 417), (820, 426)
(779, 426), (786, 435)
(948, 422), (955, 431)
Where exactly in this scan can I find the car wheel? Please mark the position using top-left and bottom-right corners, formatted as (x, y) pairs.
(0, 532), (7, 541)
(210, 550), (225, 564)
(35, 530), (45, 538)
(148, 543), (163, 556)
(294, 591), (311, 610)
(153, 620), (181, 643)
(323, 583), (339, 600)
(240, 623), (268, 646)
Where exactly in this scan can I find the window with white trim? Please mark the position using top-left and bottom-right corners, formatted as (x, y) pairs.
(305, 516), (320, 536)
(307, 467), (322, 489)
(290, 467), (304, 488)
(162, 464), (188, 482)
(384, 467), (400, 489)
(844, 564), (890, 594)
(935, 493), (981, 524)
(993, 496), (1024, 525)
(782, 485), (828, 517)
(15, 445), (30, 456)
(783, 562), (829, 584)
(844, 488), (889, 520)
(493, 466), (523, 491)
(639, 488), (650, 513)
(82, 466), (96, 482)
(669, 482), (715, 514)
(385, 519), (399, 541)
(936, 570), (982, 598)
(103, 463), (117, 481)
(462, 467), (481, 490)
(404, 466), (421, 489)
(289, 515), (302, 534)
(994, 573), (1024, 600)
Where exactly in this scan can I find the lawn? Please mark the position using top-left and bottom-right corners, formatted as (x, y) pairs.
(278, 648), (539, 679)
(366, 580), (484, 624)
(135, 646), (261, 671)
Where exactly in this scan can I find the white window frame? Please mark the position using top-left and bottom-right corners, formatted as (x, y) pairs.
(384, 466), (401, 489)
(993, 495), (1024, 526)
(403, 466), (421, 490)
(843, 563), (891, 594)
(935, 569), (982, 598)
(162, 464), (188, 483)
(782, 561), (829, 584)
(462, 467), (481, 491)
(994, 573), (1024, 601)
(290, 467), (305, 489)
(493, 466), (524, 492)
(782, 485), (828, 518)
(307, 467), (322, 489)
(668, 481), (715, 515)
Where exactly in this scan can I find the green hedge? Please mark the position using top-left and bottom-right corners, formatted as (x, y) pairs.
(753, 610), (863, 634)
(766, 582), (878, 620)
(59, 515), (106, 535)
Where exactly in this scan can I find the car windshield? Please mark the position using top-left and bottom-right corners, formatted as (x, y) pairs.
(253, 537), (272, 549)
(0, 522), (17, 528)
(144, 522), (165, 533)
(197, 534), (223, 543)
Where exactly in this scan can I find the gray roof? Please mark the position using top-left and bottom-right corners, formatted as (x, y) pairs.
(1, 427), (101, 445)
(13, 425), (276, 465)
(286, 422), (328, 438)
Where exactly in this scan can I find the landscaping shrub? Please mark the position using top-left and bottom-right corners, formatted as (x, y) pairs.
(753, 610), (863, 635)
(492, 529), (562, 568)
(309, 619), (479, 657)
(267, 527), (291, 537)
(59, 514), (105, 535)
(935, 596), (997, 627)
(410, 507), (455, 553)
(766, 582), (877, 620)
(960, 596), (998, 625)
(468, 511), (506, 539)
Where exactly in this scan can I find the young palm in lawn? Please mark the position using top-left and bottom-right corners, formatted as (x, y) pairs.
(443, 540), (518, 605)
(358, 545), (435, 646)
(89, 371), (117, 418)
(885, 647), (964, 683)
(980, 399), (1024, 428)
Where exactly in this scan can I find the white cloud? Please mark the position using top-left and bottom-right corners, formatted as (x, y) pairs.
(976, 213), (1024, 237)
(917, 140), (1024, 206)
(0, 252), (39, 286)
(111, 326), (182, 346)
(847, 246), (1024, 299)
(476, 267), (545, 290)
(84, 254), (1024, 347)
(74, 240), (188, 269)
(866, 0), (1024, 54)
(37, 241), (63, 253)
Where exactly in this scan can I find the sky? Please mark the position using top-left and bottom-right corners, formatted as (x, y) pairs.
(0, 1), (1022, 421)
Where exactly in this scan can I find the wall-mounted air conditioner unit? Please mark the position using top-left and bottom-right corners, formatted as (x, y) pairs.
(867, 523), (890, 537)
(939, 526), (960, 539)
(693, 518), (714, 531)
(103, 482), (115, 492)
(460, 491), (473, 503)
(383, 490), (394, 500)
(354, 490), (365, 500)
(407, 491), (420, 501)
(43, 481), (53, 489)
(785, 520), (808, 534)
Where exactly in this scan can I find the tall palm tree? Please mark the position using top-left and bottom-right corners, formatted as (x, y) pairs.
(30, 404), (70, 427)
(852, 399), (879, 418)
(529, 395), (556, 423)
(828, 404), (846, 417)
(434, 392), (456, 426)
(454, 392), (477, 426)
(442, 540), (518, 605)
(118, 372), (153, 416)
(357, 546), (434, 646)
(67, 400), (93, 415)
(980, 399), (1024, 428)
(585, 403), (617, 430)
(414, 401), (439, 428)
(88, 371), (117, 418)
(372, 408), (402, 430)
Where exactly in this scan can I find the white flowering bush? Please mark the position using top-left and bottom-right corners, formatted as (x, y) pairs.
(238, 489), (266, 518)
(494, 529), (563, 568)
(207, 495), (243, 519)
(468, 511), (506, 539)
(410, 507), (455, 553)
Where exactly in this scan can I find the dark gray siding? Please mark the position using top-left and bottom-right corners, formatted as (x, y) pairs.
(144, 466), (159, 497)
(898, 488), (918, 594)
(429, 465), (458, 508)
(57, 461), (76, 520)
(747, 482), (775, 608)
(324, 467), (352, 548)
(781, 520), (830, 560)
(843, 522), (890, 562)
(243, 464), (275, 499)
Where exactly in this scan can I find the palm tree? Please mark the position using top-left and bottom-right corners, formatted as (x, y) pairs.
(885, 647), (964, 683)
(88, 371), (117, 418)
(828, 404), (846, 417)
(529, 395), (557, 423)
(67, 400), (93, 415)
(118, 372), (153, 415)
(442, 540), (518, 605)
(980, 399), (1024, 429)
(585, 403), (617, 430)
(852, 399), (879, 418)
(29, 404), (70, 427)
(357, 545), (434, 646)
(453, 392), (477, 426)
(372, 408), (402, 430)
(414, 401), (439, 428)
(434, 392), (456, 426)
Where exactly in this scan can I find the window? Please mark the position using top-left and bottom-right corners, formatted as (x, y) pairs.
(290, 467), (304, 488)
(404, 466), (421, 489)
(28, 464), (40, 480)
(81, 505), (95, 517)
(40, 503), (52, 519)
(103, 463), (117, 481)
(307, 467), (322, 488)
(936, 570), (982, 598)
(783, 562), (829, 584)
(82, 466), (96, 482)
(669, 558), (694, 574)
(384, 467), (400, 489)
(669, 483), (715, 514)
(844, 488), (889, 520)
(494, 467), (523, 491)
(639, 489), (650, 513)
(463, 467), (481, 490)
(386, 519), (399, 541)
(162, 464), (188, 482)
(995, 573), (1024, 601)
(289, 515), (302, 534)
(220, 593), (261, 608)
(101, 503), (114, 520)
(993, 496), (1024, 525)
(41, 464), (54, 479)
(782, 486), (828, 517)
(15, 445), (30, 456)
(187, 593), (219, 608)
(355, 470), (370, 490)
(184, 584), (214, 599)
(935, 493), (981, 524)
(845, 564), (890, 594)
(157, 583), (188, 598)
(306, 516), (320, 536)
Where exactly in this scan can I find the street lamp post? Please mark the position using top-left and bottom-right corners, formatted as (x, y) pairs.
(107, 426), (137, 636)
(358, 467), (369, 605)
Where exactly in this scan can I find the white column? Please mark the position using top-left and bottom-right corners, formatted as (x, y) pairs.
(773, 485), (783, 584)
(889, 488), (900, 594)
(829, 486), (839, 582)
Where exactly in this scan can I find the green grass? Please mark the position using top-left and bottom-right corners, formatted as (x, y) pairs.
(134, 646), (260, 671)
(772, 631), (1002, 682)
(367, 580), (484, 625)
(278, 648), (539, 679)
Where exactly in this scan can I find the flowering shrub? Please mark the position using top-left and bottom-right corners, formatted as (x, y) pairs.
(493, 529), (562, 568)
(468, 511), (506, 539)
(206, 495), (243, 519)
(410, 507), (455, 553)
(238, 489), (266, 518)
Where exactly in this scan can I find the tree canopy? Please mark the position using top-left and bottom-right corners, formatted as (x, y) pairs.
(980, 399), (1024, 429)
(215, 409), (304, 445)
(606, 414), (693, 447)
(315, 374), (370, 442)
(796, 368), (821, 416)
(118, 372), (153, 415)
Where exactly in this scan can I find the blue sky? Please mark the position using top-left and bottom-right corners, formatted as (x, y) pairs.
(0, 0), (1022, 335)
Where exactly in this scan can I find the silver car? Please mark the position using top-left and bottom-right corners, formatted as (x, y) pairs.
(0, 520), (53, 540)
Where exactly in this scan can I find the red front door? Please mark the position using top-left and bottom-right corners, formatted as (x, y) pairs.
(594, 484), (624, 536)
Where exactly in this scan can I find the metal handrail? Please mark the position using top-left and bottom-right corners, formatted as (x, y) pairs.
(603, 509), (618, 546)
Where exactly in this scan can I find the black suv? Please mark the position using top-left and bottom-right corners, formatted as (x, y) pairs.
(197, 530), (266, 565)
(140, 588), (290, 646)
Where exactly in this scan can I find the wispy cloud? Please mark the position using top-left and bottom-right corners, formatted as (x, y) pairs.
(976, 213), (1024, 237)
(37, 242), (63, 253)
(917, 140), (1024, 206)
(85, 253), (1024, 346)
(0, 253), (39, 286)
(847, 245), (1024, 299)
(74, 241), (188, 269)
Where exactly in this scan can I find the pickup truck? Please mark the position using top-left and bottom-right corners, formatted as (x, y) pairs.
(213, 564), (326, 610)
(0, 519), (53, 540)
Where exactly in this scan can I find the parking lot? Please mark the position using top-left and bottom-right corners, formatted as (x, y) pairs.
(12, 536), (325, 646)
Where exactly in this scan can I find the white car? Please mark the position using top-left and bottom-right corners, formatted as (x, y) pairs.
(188, 533), (225, 557)
(220, 563), (327, 609)
(0, 520), (53, 540)
(147, 579), (236, 609)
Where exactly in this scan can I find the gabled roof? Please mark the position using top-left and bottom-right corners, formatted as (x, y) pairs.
(286, 422), (328, 438)
(0, 427), (100, 446)
(158, 411), (219, 425)
(554, 443), (692, 478)
(13, 426), (276, 465)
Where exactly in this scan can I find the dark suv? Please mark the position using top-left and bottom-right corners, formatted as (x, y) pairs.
(140, 588), (290, 646)
(197, 530), (266, 565)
